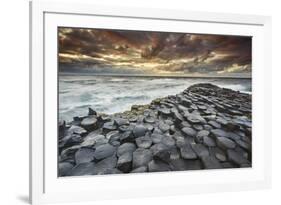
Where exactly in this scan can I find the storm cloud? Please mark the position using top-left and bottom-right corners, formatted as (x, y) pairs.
(58, 27), (252, 77)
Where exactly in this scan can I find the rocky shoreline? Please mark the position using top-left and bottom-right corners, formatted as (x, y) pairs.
(58, 83), (252, 177)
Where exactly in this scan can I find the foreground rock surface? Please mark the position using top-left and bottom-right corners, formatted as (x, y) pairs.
(58, 83), (252, 176)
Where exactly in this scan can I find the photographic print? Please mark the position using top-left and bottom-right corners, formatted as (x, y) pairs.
(58, 27), (252, 177)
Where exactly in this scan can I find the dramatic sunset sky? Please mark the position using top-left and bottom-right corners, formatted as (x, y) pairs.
(58, 27), (252, 77)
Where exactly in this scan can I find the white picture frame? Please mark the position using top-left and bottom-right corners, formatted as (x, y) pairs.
(30, 1), (272, 204)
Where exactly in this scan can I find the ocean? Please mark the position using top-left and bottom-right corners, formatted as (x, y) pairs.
(59, 74), (252, 122)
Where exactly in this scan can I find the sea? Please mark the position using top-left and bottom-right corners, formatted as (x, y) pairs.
(59, 74), (252, 122)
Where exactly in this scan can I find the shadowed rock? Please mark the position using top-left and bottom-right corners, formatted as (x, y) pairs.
(148, 160), (171, 172)
(133, 124), (147, 138)
(133, 148), (153, 168)
(136, 135), (153, 148)
(75, 147), (95, 164)
(59, 83), (252, 176)
(117, 143), (136, 157)
(216, 137), (236, 150)
(94, 144), (116, 160)
(117, 152), (133, 173)
(81, 117), (98, 131)
(201, 156), (222, 169)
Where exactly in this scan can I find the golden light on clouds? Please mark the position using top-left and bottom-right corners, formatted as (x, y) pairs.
(58, 27), (252, 77)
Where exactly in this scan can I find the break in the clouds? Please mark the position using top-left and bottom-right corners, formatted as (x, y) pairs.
(58, 27), (252, 77)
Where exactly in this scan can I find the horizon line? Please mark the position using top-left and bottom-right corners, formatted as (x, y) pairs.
(59, 72), (252, 79)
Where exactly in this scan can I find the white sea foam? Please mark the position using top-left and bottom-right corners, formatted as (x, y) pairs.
(59, 74), (252, 122)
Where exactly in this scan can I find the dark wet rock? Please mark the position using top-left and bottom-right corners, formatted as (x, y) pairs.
(117, 152), (132, 173)
(181, 127), (197, 137)
(133, 124), (147, 138)
(201, 156), (222, 169)
(158, 122), (170, 133)
(106, 130), (119, 140)
(227, 149), (250, 166)
(60, 134), (83, 149)
(190, 104), (198, 110)
(169, 125), (176, 135)
(88, 107), (97, 116)
(173, 111), (184, 125)
(195, 130), (209, 143)
(216, 137), (236, 150)
(180, 98), (192, 107)
(117, 142), (136, 157)
(150, 143), (169, 156)
(148, 160), (171, 172)
(185, 113), (206, 124)
(132, 148), (153, 168)
(240, 163), (251, 168)
(60, 83), (251, 175)
(191, 144), (209, 158)
(60, 145), (81, 161)
(131, 166), (147, 173)
(67, 125), (87, 136)
(66, 162), (96, 176)
(180, 145), (197, 160)
(169, 147), (180, 160)
(177, 104), (189, 113)
(228, 109), (243, 115)
(161, 135), (176, 148)
(187, 83), (220, 91)
(209, 147), (227, 162)
(118, 125), (131, 132)
(175, 136), (186, 148)
(81, 116), (98, 131)
(99, 115), (111, 123)
(144, 116), (156, 123)
(169, 158), (202, 171)
(236, 139), (251, 151)
(216, 117), (228, 126)
(81, 134), (107, 147)
(179, 121), (191, 129)
(58, 120), (66, 138)
(110, 141), (120, 147)
(241, 135), (251, 144)
(152, 146), (171, 163)
(198, 105), (207, 110)
(128, 116), (138, 123)
(59, 162), (74, 176)
(108, 133), (121, 146)
(203, 136), (216, 147)
(225, 121), (240, 131)
(165, 119), (174, 126)
(136, 135), (153, 148)
(151, 133), (164, 144)
(208, 121), (221, 129)
(210, 129), (228, 138)
(234, 146), (249, 160)
(221, 162), (236, 168)
(203, 124), (213, 130)
(152, 127), (163, 134)
(94, 144), (116, 160)
(99, 168), (122, 175)
(94, 155), (118, 174)
(193, 124), (203, 131)
(119, 131), (134, 143)
(158, 108), (171, 117)
(227, 132), (241, 141)
(102, 121), (117, 134)
(73, 116), (84, 122)
(143, 123), (154, 132)
(245, 128), (252, 137)
(114, 118), (129, 127)
(75, 147), (95, 164)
